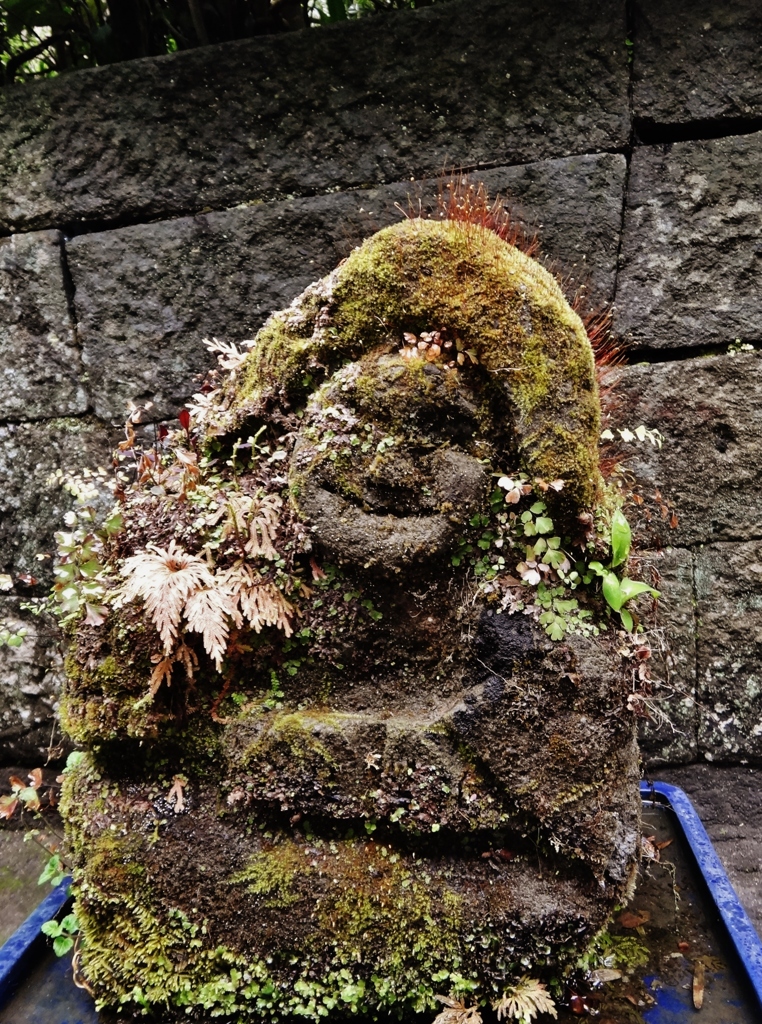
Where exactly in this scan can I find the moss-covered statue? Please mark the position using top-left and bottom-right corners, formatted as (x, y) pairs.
(58, 210), (657, 1022)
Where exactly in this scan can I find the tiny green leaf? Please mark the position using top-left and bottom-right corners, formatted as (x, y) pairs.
(60, 914), (79, 934)
(619, 578), (660, 603)
(602, 572), (623, 612)
(619, 608), (634, 631)
(547, 620), (566, 641)
(53, 935), (74, 957)
(610, 510), (632, 568)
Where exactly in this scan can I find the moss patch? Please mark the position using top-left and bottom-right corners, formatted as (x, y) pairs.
(226, 219), (601, 517)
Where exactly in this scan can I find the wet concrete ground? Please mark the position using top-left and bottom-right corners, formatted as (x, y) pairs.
(0, 830), (51, 945)
(652, 765), (762, 936)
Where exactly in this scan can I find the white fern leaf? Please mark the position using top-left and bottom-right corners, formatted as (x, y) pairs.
(244, 493), (282, 560)
(222, 565), (294, 637)
(203, 336), (248, 372)
(183, 586), (232, 670)
(432, 996), (483, 1024)
(493, 978), (557, 1022)
(117, 540), (215, 654)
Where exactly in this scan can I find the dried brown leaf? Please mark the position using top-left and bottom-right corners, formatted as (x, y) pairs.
(693, 960), (705, 1009)
(0, 795), (18, 820)
(433, 996), (483, 1024)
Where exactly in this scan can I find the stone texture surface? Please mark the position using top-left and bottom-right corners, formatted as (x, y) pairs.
(612, 351), (762, 549)
(695, 541), (762, 764)
(0, 418), (118, 580)
(0, 230), (87, 420)
(68, 154), (626, 420)
(654, 765), (762, 935)
(615, 135), (762, 350)
(0, 0), (628, 234)
(0, 599), (64, 764)
(632, 0), (762, 129)
(638, 548), (697, 768)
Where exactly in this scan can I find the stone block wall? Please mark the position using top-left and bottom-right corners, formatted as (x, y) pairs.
(0, 0), (760, 766)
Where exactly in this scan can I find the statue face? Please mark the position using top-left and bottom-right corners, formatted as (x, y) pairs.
(290, 352), (502, 574)
(62, 218), (640, 1022)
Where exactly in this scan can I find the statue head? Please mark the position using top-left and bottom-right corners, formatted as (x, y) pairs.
(60, 216), (641, 1022)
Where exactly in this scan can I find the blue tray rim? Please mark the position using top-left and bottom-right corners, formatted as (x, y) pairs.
(640, 779), (762, 1010)
(0, 875), (71, 1002)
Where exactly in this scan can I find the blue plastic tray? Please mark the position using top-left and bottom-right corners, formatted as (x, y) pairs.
(2, 783), (762, 1022)
(640, 780), (762, 1023)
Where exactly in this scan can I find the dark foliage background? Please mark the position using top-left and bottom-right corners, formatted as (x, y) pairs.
(1, 0), (441, 84)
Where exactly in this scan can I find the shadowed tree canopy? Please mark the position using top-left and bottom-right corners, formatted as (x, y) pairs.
(0, 0), (445, 85)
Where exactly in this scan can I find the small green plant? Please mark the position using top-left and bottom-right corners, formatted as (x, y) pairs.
(576, 929), (649, 975)
(727, 339), (754, 356)
(41, 912), (80, 957)
(587, 510), (659, 632)
(50, 490), (122, 627)
(467, 477), (658, 639)
(0, 574), (27, 649)
(38, 852), (67, 888)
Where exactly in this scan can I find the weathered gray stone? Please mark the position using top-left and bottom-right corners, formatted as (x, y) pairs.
(0, 418), (118, 580)
(0, 0), (629, 233)
(0, 230), (87, 420)
(611, 351), (762, 548)
(655, 765), (762, 934)
(615, 135), (762, 349)
(633, 0), (762, 129)
(68, 154), (626, 420)
(695, 541), (762, 764)
(0, 599), (64, 764)
(638, 548), (697, 768)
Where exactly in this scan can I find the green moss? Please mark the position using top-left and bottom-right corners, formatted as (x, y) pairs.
(239, 709), (342, 770)
(67, 821), (489, 1021)
(229, 845), (304, 907)
(223, 219), (601, 515)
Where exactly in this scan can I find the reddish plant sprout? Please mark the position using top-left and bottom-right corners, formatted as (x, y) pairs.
(434, 175), (540, 259)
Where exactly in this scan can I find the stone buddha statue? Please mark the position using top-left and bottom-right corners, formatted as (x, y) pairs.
(59, 216), (641, 1022)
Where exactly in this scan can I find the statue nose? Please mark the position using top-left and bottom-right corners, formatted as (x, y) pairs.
(290, 445), (490, 575)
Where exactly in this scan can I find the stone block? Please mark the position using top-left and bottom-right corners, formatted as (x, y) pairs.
(695, 541), (762, 763)
(0, 0), (628, 232)
(637, 548), (697, 767)
(0, 418), (119, 581)
(611, 351), (762, 548)
(0, 599), (64, 764)
(68, 154), (626, 420)
(632, 0), (762, 130)
(615, 134), (762, 350)
(0, 230), (87, 420)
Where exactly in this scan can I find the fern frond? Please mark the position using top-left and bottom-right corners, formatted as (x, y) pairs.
(432, 996), (483, 1024)
(118, 540), (215, 654)
(183, 586), (232, 670)
(223, 565), (294, 637)
(493, 978), (557, 1022)
(208, 492), (282, 561)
